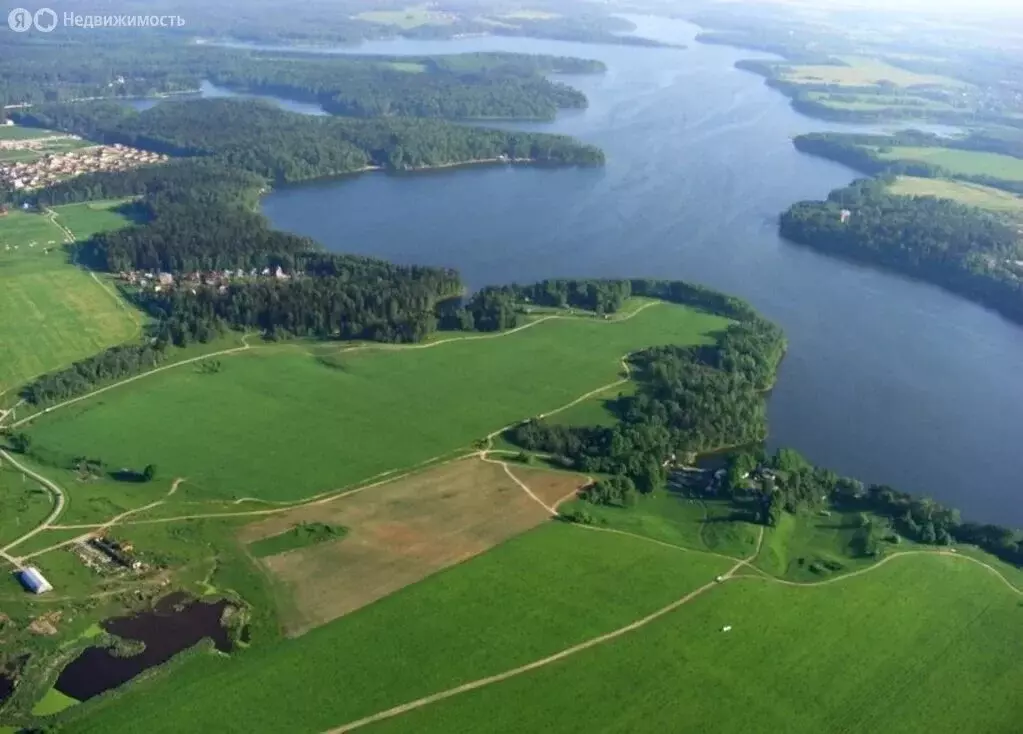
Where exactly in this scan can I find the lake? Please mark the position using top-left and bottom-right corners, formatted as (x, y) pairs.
(251, 17), (1023, 525)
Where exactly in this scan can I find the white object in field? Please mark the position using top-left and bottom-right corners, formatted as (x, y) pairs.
(715, 575), (724, 583)
(721, 625), (732, 632)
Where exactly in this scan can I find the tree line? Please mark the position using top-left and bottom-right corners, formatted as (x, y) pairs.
(780, 178), (1023, 325)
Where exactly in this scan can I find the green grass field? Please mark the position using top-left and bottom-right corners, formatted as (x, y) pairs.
(887, 175), (1023, 215)
(57, 524), (734, 733)
(780, 56), (965, 88)
(0, 204), (141, 394)
(355, 5), (456, 28)
(560, 491), (761, 559)
(31, 688), (79, 717)
(755, 510), (882, 581)
(362, 554), (1023, 734)
(876, 146), (1023, 181)
(51, 199), (141, 241)
(27, 304), (728, 502)
(0, 125), (62, 141)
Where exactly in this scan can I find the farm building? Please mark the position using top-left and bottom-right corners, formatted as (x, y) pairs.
(18, 566), (53, 594)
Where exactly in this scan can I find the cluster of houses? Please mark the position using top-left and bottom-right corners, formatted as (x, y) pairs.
(120, 266), (299, 294)
(0, 144), (168, 191)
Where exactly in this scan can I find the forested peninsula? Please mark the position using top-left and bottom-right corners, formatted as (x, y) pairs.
(780, 178), (1023, 324)
(13, 97), (604, 182)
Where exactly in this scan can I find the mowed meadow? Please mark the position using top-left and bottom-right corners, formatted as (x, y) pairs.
(27, 303), (728, 501)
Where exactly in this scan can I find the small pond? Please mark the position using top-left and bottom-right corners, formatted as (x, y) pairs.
(55, 593), (233, 701)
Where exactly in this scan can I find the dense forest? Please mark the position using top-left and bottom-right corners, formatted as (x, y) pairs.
(0, 6), (646, 109)
(207, 52), (602, 121)
(793, 131), (1023, 195)
(14, 98), (604, 182)
(780, 178), (1023, 324)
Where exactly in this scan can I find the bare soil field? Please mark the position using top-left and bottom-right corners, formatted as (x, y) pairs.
(241, 458), (586, 635)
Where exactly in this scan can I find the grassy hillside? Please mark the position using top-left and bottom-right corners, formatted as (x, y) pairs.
(26, 304), (728, 502)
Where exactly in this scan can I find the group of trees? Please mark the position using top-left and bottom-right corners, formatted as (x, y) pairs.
(781, 178), (1023, 325)
(15, 97), (604, 183)
(510, 313), (785, 494)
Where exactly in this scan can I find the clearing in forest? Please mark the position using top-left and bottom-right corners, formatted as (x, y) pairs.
(243, 457), (586, 635)
(887, 176), (1023, 217)
(779, 56), (965, 88)
(26, 302), (727, 502)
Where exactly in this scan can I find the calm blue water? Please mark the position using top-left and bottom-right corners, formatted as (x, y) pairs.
(236, 17), (1023, 525)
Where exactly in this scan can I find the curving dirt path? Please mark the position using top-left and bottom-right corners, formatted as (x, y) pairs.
(0, 449), (67, 559)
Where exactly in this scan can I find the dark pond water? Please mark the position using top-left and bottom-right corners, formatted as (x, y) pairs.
(0, 671), (13, 705)
(203, 18), (1023, 527)
(55, 594), (232, 701)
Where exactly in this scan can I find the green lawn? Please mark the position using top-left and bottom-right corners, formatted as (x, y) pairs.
(0, 205), (141, 394)
(0, 125), (62, 140)
(561, 491), (761, 559)
(57, 523), (734, 734)
(27, 304), (728, 502)
(876, 146), (1023, 181)
(363, 554), (1023, 734)
(31, 687), (79, 716)
(887, 175), (1023, 215)
(51, 199), (142, 241)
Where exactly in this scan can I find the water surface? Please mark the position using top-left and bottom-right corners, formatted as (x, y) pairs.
(55, 594), (232, 701)
(257, 17), (1023, 525)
